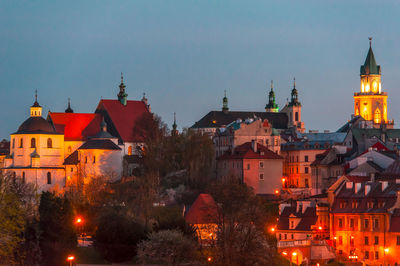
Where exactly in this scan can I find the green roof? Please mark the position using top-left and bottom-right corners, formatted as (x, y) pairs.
(360, 46), (380, 75)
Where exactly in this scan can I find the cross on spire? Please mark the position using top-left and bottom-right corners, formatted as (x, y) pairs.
(35, 89), (38, 102)
(369, 37), (372, 47)
(121, 72), (124, 83)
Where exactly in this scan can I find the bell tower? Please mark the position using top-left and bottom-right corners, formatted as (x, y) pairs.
(354, 38), (392, 128)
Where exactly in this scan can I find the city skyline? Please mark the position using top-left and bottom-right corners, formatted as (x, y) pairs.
(2, 1), (400, 139)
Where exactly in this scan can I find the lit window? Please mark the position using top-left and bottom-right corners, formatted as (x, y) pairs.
(259, 174), (264, 180)
(374, 236), (379, 245)
(19, 139), (23, 148)
(31, 138), (36, 148)
(259, 162), (264, 168)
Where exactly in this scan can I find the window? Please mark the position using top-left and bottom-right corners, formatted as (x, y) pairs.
(93, 156), (96, 164)
(340, 201), (346, 208)
(291, 234), (294, 239)
(374, 219), (379, 229)
(305, 155), (309, 162)
(128, 146), (133, 155)
(68, 146), (72, 153)
(296, 167), (298, 174)
(364, 219), (369, 229)
(339, 236), (343, 245)
(247, 164), (250, 170)
(295, 112), (299, 121)
(259, 174), (264, 180)
(30, 138), (36, 148)
(290, 221), (294, 228)
(47, 172), (51, 184)
(374, 236), (379, 245)
(365, 251), (369, 259)
(296, 156), (299, 162)
(284, 234), (287, 240)
(12, 138), (14, 148)
(338, 250), (343, 255)
(85, 156), (88, 163)
(47, 138), (52, 148)
(305, 167), (309, 174)
(259, 162), (264, 168)
(375, 251), (379, 260)
(350, 218), (354, 228)
(70, 167), (73, 173)
(352, 201), (359, 208)
(305, 179), (309, 188)
(338, 218), (343, 228)
(367, 201), (374, 208)
(350, 236), (354, 246)
(364, 236), (369, 245)
(397, 236), (400, 245)
(19, 138), (23, 148)
(22, 172), (25, 184)
(279, 234), (281, 240)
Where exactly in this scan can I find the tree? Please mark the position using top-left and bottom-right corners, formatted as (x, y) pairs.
(137, 229), (198, 265)
(208, 177), (276, 266)
(39, 192), (77, 266)
(93, 209), (146, 262)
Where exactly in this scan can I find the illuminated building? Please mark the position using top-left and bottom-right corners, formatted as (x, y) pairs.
(265, 80), (279, 112)
(3, 76), (150, 192)
(353, 38), (393, 128)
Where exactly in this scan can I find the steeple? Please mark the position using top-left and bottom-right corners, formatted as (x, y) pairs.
(172, 112), (178, 136)
(65, 98), (74, 113)
(117, 72), (128, 106)
(361, 37), (380, 75)
(30, 90), (43, 117)
(289, 78), (301, 107)
(222, 90), (229, 114)
(265, 80), (279, 112)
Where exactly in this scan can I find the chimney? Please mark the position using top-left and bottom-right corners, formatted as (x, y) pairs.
(251, 140), (257, 153)
(381, 181), (388, 191)
(365, 184), (371, 195)
(355, 183), (362, 194)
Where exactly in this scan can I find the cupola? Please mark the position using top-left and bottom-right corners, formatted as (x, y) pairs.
(117, 72), (128, 106)
(30, 90), (43, 117)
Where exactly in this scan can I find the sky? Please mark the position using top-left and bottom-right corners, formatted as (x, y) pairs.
(1, 1), (400, 139)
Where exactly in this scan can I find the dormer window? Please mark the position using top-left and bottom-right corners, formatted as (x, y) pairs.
(367, 201), (374, 208)
(352, 201), (359, 209)
(378, 201), (385, 208)
(340, 200), (346, 208)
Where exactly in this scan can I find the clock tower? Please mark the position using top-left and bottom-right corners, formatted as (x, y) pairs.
(354, 38), (393, 128)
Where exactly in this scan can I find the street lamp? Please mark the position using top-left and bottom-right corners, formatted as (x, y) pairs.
(67, 255), (75, 266)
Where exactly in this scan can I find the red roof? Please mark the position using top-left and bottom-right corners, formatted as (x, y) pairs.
(218, 142), (283, 160)
(185, 194), (218, 224)
(360, 141), (390, 155)
(48, 112), (102, 141)
(95, 99), (149, 143)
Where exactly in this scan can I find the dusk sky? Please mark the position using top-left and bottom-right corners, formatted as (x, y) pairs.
(1, 1), (400, 139)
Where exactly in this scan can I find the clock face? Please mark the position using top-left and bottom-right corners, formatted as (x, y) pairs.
(372, 80), (378, 93)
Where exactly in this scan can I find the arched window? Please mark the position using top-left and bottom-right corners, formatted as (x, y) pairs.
(85, 156), (88, 163)
(31, 138), (36, 148)
(47, 138), (52, 148)
(47, 172), (51, 184)
(295, 112), (299, 122)
(128, 146), (133, 155)
(93, 156), (96, 164)
(22, 172), (25, 184)
(19, 138), (23, 148)
(68, 146), (72, 153)
(12, 138), (15, 148)
(374, 109), (381, 124)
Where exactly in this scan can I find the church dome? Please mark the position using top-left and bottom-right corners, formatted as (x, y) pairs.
(15, 117), (56, 134)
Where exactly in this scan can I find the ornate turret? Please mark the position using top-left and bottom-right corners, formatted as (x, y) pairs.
(65, 98), (74, 113)
(30, 90), (42, 117)
(117, 72), (128, 106)
(354, 37), (391, 128)
(222, 90), (229, 114)
(288, 78), (301, 107)
(265, 80), (279, 112)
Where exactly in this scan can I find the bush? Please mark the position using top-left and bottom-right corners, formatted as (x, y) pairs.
(137, 229), (198, 265)
(93, 211), (146, 262)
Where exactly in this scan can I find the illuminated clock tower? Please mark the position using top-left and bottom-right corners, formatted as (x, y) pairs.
(354, 38), (392, 128)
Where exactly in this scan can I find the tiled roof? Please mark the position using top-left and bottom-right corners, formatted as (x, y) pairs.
(78, 139), (121, 150)
(277, 206), (318, 231)
(95, 99), (150, 143)
(390, 209), (400, 232)
(383, 159), (400, 176)
(63, 150), (79, 165)
(331, 181), (399, 213)
(48, 112), (102, 141)
(217, 142), (283, 160)
(185, 194), (218, 224)
(191, 111), (288, 130)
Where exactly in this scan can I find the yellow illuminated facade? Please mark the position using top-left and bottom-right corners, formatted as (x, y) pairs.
(354, 40), (393, 128)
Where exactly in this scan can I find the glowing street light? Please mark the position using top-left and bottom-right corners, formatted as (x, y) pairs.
(270, 227), (276, 233)
(282, 251), (288, 256)
(75, 217), (83, 224)
(67, 255), (75, 266)
(318, 226), (323, 230)
(274, 189), (280, 195)
(207, 257), (212, 263)
(384, 248), (389, 254)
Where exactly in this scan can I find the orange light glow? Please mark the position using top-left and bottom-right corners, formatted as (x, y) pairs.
(75, 217), (83, 224)
(282, 251), (288, 256)
(274, 189), (280, 195)
(318, 226), (322, 230)
(270, 227), (275, 232)
(282, 178), (286, 182)
(67, 255), (75, 261)
(384, 248), (389, 254)
(207, 257), (212, 262)
(292, 252), (297, 256)
(333, 236), (337, 240)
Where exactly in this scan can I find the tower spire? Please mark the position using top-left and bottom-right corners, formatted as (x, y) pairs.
(172, 112), (178, 136)
(289, 77), (300, 107)
(222, 90), (229, 114)
(266, 80), (278, 112)
(117, 72), (128, 106)
(65, 97), (74, 113)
